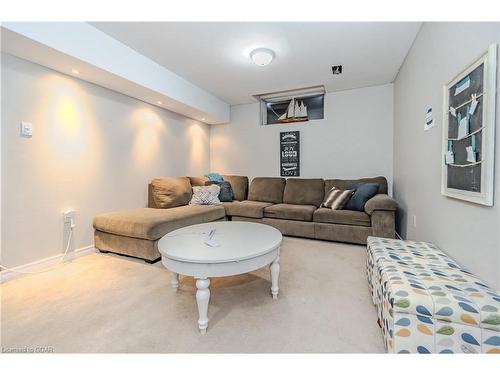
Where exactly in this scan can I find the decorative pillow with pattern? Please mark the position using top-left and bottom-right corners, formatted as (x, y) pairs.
(205, 181), (234, 202)
(322, 187), (354, 210)
(189, 185), (221, 205)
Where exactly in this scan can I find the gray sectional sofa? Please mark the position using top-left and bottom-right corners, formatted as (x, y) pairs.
(93, 175), (397, 262)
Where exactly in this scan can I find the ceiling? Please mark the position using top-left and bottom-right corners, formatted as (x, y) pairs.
(92, 22), (421, 105)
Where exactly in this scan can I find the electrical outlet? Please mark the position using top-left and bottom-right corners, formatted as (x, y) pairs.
(63, 210), (76, 225)
(412, 215), (417, 228)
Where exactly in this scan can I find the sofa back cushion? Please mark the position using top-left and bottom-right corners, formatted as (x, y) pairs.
(248, 177), (286, 203)
(324, 176), (388, 197)
(188, 176), (208, 186)
(150, 177), (192, 209)
(283, 178), (325, 207)
(222, 175), (249, 201)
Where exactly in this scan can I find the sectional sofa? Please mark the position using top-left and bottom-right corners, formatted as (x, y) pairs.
(93, 175), (398, 262)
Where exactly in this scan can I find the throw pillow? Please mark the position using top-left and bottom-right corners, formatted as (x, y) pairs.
(205, 181), (234, 202)
(189, 185), (221, 205)
(345, 183), (379, 211)
(151, 177), (192, 208)
(205, 172), (225, 182)
(322, 187), (354, 210)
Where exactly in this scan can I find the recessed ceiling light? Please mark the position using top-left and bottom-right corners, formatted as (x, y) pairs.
(201, 118), (206, 121)
(157, 101), (163, 105)
(71, 68), (80, 75)
(250, 48), (275, 66)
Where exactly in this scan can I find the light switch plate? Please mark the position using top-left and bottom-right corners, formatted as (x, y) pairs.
(20, 121), (33, 137)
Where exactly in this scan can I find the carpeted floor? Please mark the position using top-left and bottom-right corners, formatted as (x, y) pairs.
(1, 237), (384, 353)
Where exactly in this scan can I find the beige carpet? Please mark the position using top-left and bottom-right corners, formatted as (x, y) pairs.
(1, 237), (384, 353)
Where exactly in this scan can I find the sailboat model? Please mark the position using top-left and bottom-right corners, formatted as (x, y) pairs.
(277, 98), (308, 123)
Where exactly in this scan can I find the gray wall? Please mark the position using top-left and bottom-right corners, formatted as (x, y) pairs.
(211, 84), (394, 193)
(1, 54), (210, 267)
(393, 22), (500, 289)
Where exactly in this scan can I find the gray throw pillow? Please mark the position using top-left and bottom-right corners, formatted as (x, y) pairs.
(345, 183), (379, 211)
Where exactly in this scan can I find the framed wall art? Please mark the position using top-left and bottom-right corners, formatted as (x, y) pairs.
(280, 131), (300, 176)
(441, 44), (497, 206)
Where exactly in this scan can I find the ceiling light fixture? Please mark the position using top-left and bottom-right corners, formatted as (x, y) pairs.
(157, 101), (163, 105)
(71, 68), (80, 75)
(250, 48), (275, 66)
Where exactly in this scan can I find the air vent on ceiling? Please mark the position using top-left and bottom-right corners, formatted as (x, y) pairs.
(331, 65), (343, 75)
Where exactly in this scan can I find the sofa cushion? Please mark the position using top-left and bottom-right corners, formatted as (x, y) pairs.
(151, 177), (192, 208)
(264, 203), (316, 222)
(325, 176), (388, 196)
(222, 200), (273, 219)
(188, 176), (208, 186)
(313, 208), (371, 227)
(248, 177), (286, 203)
(283, 178), (325, 207)
(93, 206), (225, 241)
(222, 175), (248, 201)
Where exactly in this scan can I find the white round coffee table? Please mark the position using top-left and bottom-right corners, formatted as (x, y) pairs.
(158, 221), (282, 334)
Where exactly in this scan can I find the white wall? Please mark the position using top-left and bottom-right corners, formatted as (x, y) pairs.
(393, 22), (500, 289)
(211, 84), (394, 193)
(2, 23), (230, 123)
(1, 53), (210, 267)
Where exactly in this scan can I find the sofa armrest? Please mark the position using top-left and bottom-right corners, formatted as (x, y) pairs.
(364, 194), (398, 215)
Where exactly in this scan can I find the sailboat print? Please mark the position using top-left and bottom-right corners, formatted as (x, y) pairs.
(277, 98), (308, 123)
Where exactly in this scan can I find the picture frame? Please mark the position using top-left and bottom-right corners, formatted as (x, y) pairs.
(441, 44), (497, 206)
(280, 131), (300, 176)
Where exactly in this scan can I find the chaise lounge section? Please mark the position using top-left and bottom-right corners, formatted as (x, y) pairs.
(93, 175), (398, 262)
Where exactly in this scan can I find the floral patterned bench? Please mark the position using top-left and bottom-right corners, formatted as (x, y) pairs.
(367, 236), (500, 353)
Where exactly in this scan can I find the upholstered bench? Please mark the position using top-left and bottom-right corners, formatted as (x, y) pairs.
(367, 236), (500, 353)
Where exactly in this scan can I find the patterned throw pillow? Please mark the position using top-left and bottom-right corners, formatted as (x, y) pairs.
(189, 185), (221, 205)
(322, 187), (354, 210)
(205, 181), (234, 202)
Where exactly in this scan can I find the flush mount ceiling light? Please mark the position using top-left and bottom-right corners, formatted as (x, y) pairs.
(250, 48), (275, 66)
(71, 68), (80, 75)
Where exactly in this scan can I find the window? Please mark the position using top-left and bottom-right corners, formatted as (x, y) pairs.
(256, 86), (325, 125)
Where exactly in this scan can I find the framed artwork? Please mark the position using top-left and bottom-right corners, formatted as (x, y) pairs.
(280, 131), (300, 176)
(441, 44), (497, 206)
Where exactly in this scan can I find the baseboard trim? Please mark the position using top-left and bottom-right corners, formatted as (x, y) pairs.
(0, 245), (96, 284)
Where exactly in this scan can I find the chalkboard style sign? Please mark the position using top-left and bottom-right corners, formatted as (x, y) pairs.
(442, 44), (497, 206)
(280, 131), (300, 176)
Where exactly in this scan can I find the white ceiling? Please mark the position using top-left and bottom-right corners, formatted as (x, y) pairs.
(92, 22), (421, 105)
